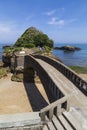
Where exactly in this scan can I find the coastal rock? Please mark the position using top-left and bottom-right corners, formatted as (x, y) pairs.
(2, 52), (13, 66)
(54, 45), (81, 51)
(3, 45), (12, 49)
(0, 61), (3, 68)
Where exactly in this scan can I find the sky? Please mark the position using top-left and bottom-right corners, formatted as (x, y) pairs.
(0, 0), (87, 44)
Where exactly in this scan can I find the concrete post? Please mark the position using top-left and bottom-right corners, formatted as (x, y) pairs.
(57, 104), (61, 116)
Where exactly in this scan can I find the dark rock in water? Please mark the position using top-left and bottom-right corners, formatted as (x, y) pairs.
(54, 45), (81, 51)
(3, 45), (12, 49)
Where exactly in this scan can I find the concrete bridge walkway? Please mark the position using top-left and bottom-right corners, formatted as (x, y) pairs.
(36, 58), (87, 110)
(35, 58), (87, 130)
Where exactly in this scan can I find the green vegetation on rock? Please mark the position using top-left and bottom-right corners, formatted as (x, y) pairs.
(3, 47), (22, 53)
(14, 26), (54, 48)
(69, 66), (87, 74)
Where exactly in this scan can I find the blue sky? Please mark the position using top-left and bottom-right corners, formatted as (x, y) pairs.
(0, 0), (87, 43)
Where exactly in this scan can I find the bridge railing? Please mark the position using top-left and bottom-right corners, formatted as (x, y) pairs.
(25, 55), (68, 100)
(40, 95), (70, 121)
(24, 55), (70, 122)
(33, 55), (87, 96)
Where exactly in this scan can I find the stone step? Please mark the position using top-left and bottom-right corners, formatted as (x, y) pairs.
(44, 116), (56, 130)
(42, 125), (48, 130)
(52, 115), (64, 130)
(63, 109), (83, 130)
(58, 115), (74, 130)
(47, 121), (56, 130)
(0, 112), (41, 129)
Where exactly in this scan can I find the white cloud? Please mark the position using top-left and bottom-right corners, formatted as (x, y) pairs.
(0, 24), (11, 33)
(25, 15), (34, 21)
(0, 21), (22, 43)
(48, 17), (65, 26)
(44, 7), (65, 16)
(44, 10), (56, 16)
(68, 18), (77, 23)
(48, 17), (78, 27)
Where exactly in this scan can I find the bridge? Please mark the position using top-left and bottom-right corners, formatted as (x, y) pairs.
(1, 54), (87, 130)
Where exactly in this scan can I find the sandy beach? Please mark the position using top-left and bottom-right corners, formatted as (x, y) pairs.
(0, 74), (49, 114)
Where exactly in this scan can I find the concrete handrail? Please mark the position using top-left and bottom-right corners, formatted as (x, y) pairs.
(25, 55), (68, 97)
(33, 55), (87, 96)
(40, 95), (70, 121)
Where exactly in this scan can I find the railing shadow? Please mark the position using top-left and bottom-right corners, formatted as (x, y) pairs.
(23, 82), (48, 111)
(23, 56), (49, 111)
(23, 55), (63, 111)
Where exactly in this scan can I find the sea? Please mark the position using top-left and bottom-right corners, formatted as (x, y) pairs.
(0, 43), (87, 67)
(53, 43), (87, 67)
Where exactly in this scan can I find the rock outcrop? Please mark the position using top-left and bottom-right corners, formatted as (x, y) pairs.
(2, 52), (13, 66)
(14, 26), (54, 48)
(54, 45), (81, 51)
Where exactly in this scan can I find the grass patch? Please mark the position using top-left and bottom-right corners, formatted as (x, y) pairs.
(0, 67), (10, 79)
(69, 66), (87, 74)
(4, 47), (22, 53)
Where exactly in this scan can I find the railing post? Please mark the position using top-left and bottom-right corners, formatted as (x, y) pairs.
(57, 104), (61, 116)
(83, 83), (87, 91)
(49, 108), (54, 120)
(40, 112), (46, 121)
(66, 97), (70, 111)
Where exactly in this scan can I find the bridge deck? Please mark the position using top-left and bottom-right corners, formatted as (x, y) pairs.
(36, 58), (87, 126)
(43, 107), (87, 130)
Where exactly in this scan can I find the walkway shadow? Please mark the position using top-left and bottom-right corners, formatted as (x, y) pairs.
(23, 82), (48, 111)
(23, 55), (49, 111)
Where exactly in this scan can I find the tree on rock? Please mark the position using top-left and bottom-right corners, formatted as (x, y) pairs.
(14, 26), (54, 48)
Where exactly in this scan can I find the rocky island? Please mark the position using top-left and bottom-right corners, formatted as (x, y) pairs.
(1, 26), (62, 82)
(54, 45), (81, 51)
(2, 27), (54, 66)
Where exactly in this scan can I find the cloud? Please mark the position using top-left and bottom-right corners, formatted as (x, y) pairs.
(0, 24), (11, 33)
(44, 10), (56, 16)
(48, 17), (65, 26)
(44, 7), (65, 16)
(68, 18), (77, 23)
(48, 17), (78, 27)
(25, 15), (34, 21)
(0, 21), (22, 42)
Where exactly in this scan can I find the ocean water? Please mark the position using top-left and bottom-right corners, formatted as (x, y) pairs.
(0, 43), (87, 67)
(53, 43), (87, 67)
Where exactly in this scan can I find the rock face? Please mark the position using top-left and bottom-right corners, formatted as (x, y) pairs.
(54, 45), (81, 51)
(2, 52), (13, 66)
(3, 45), (12, 49)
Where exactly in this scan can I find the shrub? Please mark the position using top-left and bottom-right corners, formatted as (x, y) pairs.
(24, 43), (35, 48)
